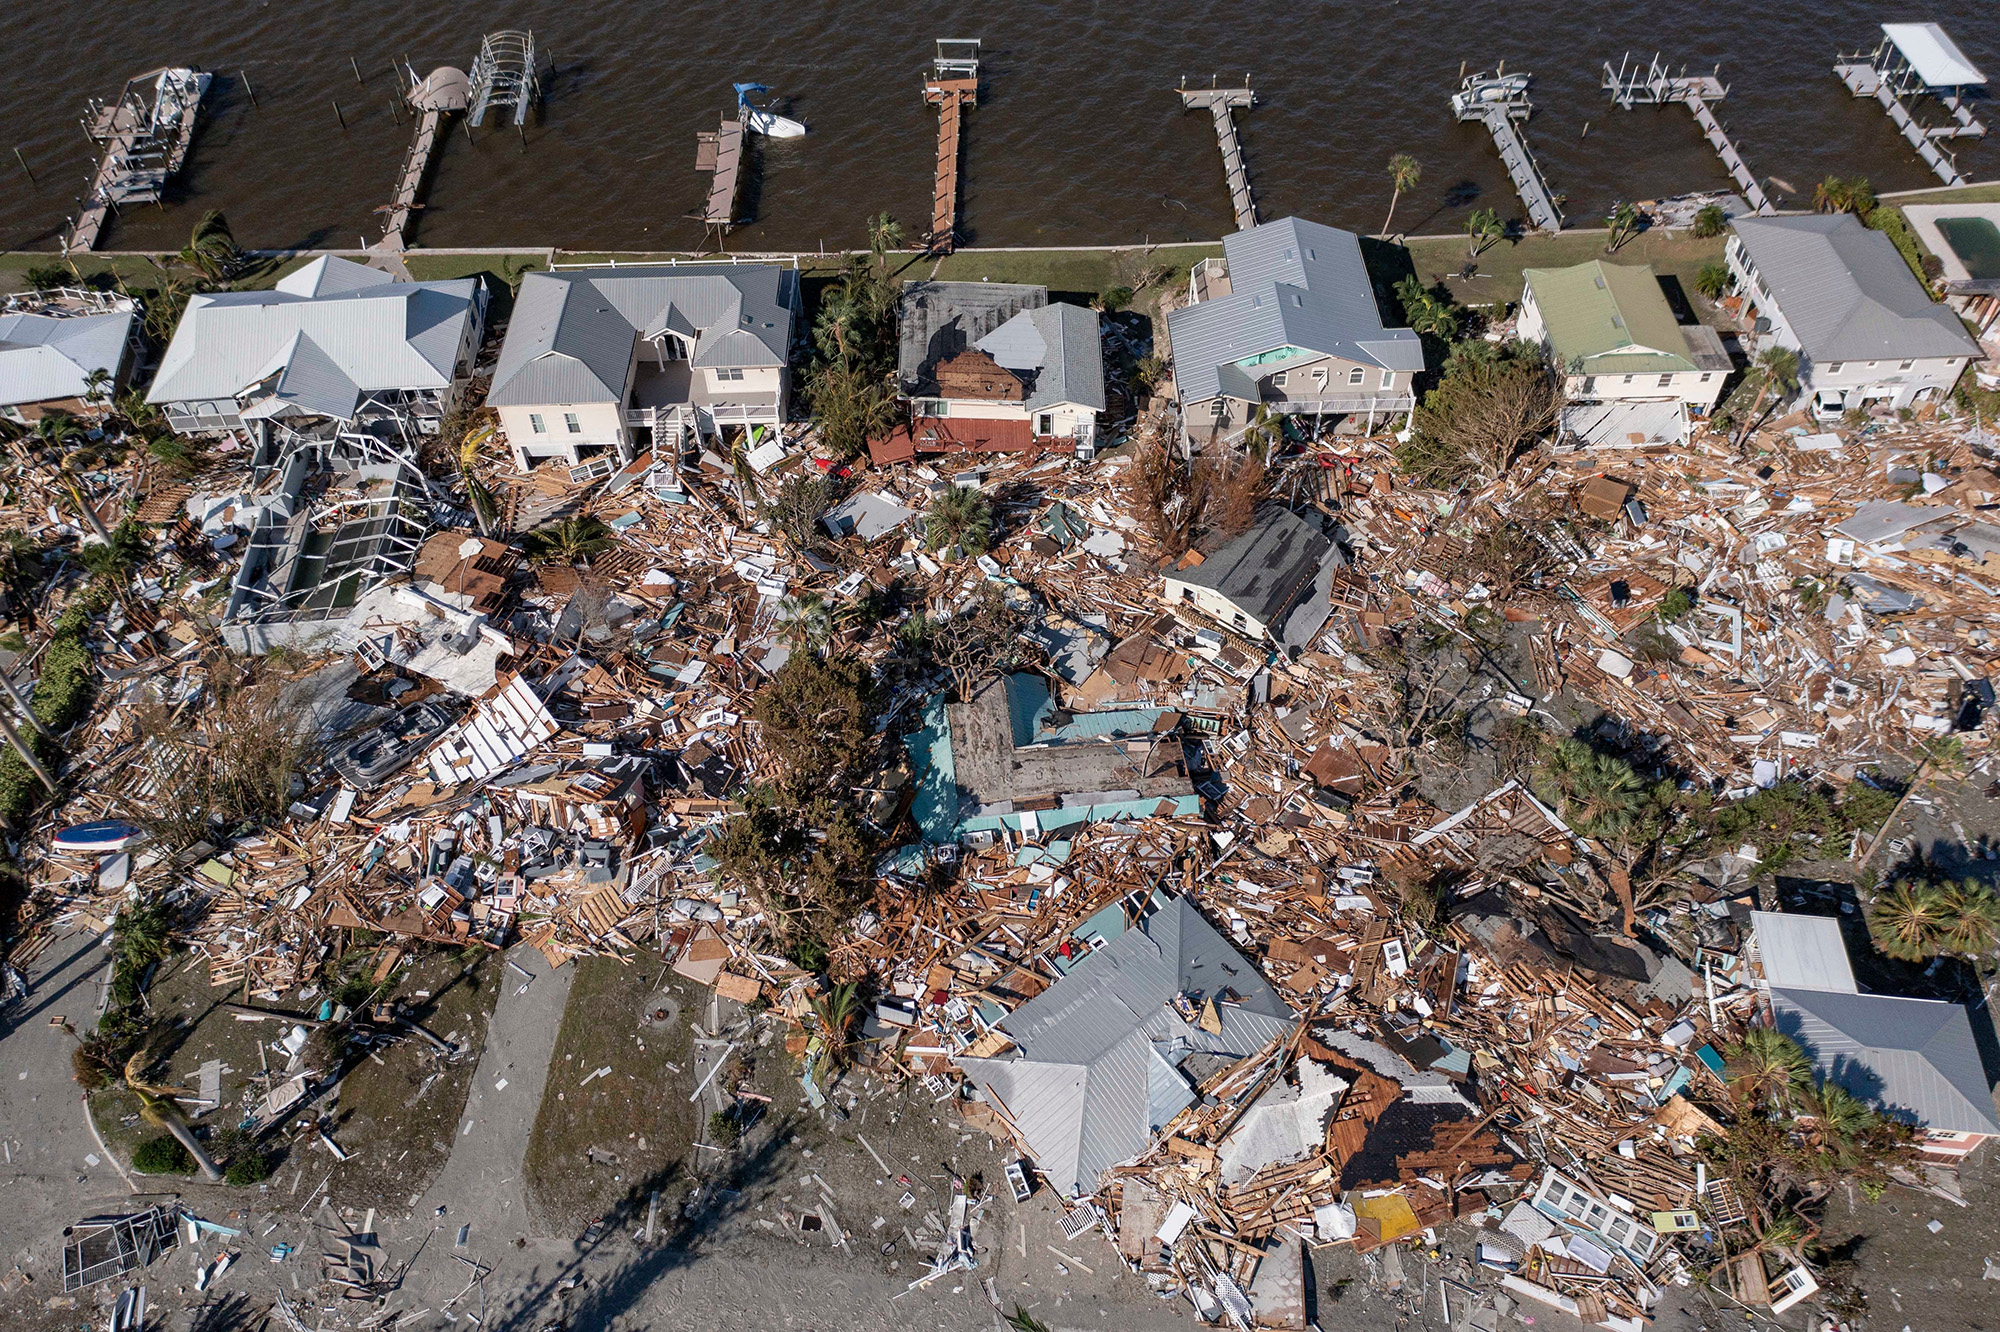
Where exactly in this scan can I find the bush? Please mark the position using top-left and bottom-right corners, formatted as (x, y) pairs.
(225, 1152), (274, 1186)
(706, 1110), (741, 1147)
(23, 265), (70, 291)
(1690, 204), (1729, 239)
(132, 1135), (194, 1175)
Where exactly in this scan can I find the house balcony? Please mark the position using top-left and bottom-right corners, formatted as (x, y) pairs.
(623, 360), (781, 436)
(1265, 392), (1414, 415)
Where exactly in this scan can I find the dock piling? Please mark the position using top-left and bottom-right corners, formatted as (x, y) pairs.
(1450, 72), (1563, 233)
(240, 69), (258, 108)
(14, 148), (34, 185)
(66, 67), (211, 252)
(1832, 28), (1984, 188)
(1600, 54), (1771, 213)
(332, 99), (346, 130)
(350, 56), (363, 85)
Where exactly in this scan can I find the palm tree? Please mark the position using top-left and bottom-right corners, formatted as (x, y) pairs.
(924, 485), (993, 557)
(522, 515), (613, 566)
(1812, 176), (1874, 216)
(1005, 1310), (1054, 1332)
(81, 367), (112, 412)
(1694, 261), (1731, 301)
(1543, 739), (1644, 841)
(122, 1050), (223, 1181)
(1922, 880), (1998, 957)
(1466, 207), (1504, 258)
(808, 979), (864, 1073)
(1734, 345), (1800, 444)
(1724, 1026), (1811, 1109)
(1382, 154), (1421, 236)
(178, 210), (241, 283)
(31, 414), (113, 542)
(1868, 881), (1944, 961)
(777, 593), (834, 657)
(1238, 403), (1282, 461)
(1690, 203), (1729, 239)
(1801, 1079), (1875, 1143)
(115, 388), (163, 434)
(1604, 202), (1642, 253)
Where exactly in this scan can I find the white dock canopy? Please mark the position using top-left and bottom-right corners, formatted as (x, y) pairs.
(1882, 22), (1986, 87)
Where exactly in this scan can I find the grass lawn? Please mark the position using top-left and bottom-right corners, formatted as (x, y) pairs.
(523, 957), (699, 1234)
(1403, 228), (1730, 314)
(0, 250), (315, 297)
(1883, 181), (2000, 207)
(919, 242), (1221, 300)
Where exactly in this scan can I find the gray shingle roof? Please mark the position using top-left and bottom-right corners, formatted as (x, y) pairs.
(1168, 507), (1332, 628)
(147, 260), (477, 414)
(973, 302), (1106, 411)
(898, 280), (1047, 394)
(490, 266), (796, 408)
(958, 894), (1294, 1197)
(1167, 216), (1425, 404)
(0, 308), (133, 408)
(1732, 214), (1979, 363)
(1771, 986), (2000, 1136)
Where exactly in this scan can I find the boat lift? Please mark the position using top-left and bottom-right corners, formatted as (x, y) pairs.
(1834, 22), (1986, 186)
(467, 29), (540, 128)
(1601, 54), (1771, 214)
(1451, 70), (1563, 234)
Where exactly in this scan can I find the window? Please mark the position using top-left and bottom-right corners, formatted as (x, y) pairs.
(1826, 362), (1843, 374)
(1348, 366), (1365, 385)
(1622, 375), (1636, 385)
(1658, 374), (1674, 388)
(529, 413), (547, 434)
(1380, 368), (1393, 389)
(1312, 368), (1328, 389)
(915, 398), (950, 418)
(1898, 360), (1914, 371)
(1232, 613), (1246, 628)
(715, 366), (745, 382)
(1034, 413), (1054, 435)
(1209, 399), (1228, 419)
(1699, 373), (1713, 383)
(1867, 361), (1878, 369)
(564, 413), (581, 433)
(1271, 372), (1287, 388)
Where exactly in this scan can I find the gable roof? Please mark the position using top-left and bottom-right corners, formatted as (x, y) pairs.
(972, 302), (1107, 411)
(1166, 216), (1425, 403)
(277, 254), (395, 298)
(1524, 261), (1701, 374)
(0, 308), (134, 408)
(898, 280), (1047, 394)
(958, 894), (1295, 1196)
(147, 275), (477, 415)
(1771, 986), (2000, 1136)
(489, 266), (796, 407)
(1166, 507), (1332, 628)
(1732, 214), (1979, 362)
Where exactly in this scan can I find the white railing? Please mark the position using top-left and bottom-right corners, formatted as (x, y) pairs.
(1269, 393), (1414, 415)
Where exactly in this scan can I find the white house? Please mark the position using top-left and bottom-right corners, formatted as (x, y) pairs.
(147, 255), (486, 440)
(487, 264), (798, 472)
(0, 290), (141, 426)
(1518, 261), (1731, 411)
(1725, 214), (1980, 413)
(1161, 507), (1344, 652)
(1165, 216), (1425, 450)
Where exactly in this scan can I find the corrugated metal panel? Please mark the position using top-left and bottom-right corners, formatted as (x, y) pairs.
(1749, 911), (1857, 992)
(1733, 214), (1978, 363)
(425, 676), (560, 785)
(1771, 986), (2000, 1135)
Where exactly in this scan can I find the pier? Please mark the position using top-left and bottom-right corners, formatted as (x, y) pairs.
(1834, 22), (1986, 187)
(1176, 81), (1258, 233)
(1602, 54), (1771, 214)
(66, 67), (210, 253)
(377, 66), (469, 254)
(695, 115), (746, 232)
(467, 30), (541, 128)
(922, 39), (981, 254)
(1451, 72), (1563, 234)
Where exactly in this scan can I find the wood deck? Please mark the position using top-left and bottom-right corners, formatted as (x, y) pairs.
(1178, 87), (1257, 232)
(1603, 60), (1771, 213)
(68, 71), (207, 253)
(924, 77), (977, 252)
(1835, 62), (1967, 186)
(698, 116), (745, 228)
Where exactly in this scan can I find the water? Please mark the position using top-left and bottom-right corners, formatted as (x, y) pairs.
(2, 1), (1992, 255)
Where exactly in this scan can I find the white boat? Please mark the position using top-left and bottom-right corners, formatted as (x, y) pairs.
(735, 82), (806, 138)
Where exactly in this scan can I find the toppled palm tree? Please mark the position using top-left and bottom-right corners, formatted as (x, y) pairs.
(178, 210), (242, 283)
(123, 1050), (223, 1181)
(522, 515), (614, 566)
(1734, 345), (1800, 445)
(1724, 1026), (1812, 1109)
(808, 979), (864, 1073)
(924, 485), (993, 558)
(1539, 739), (1645, 842)
(1604, 202), (1642, 253)
(1868, 881), (1947, 961)
(777, 593), (834, 656)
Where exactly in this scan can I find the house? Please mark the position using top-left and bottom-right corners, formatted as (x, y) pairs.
(147, 255), (486, 442)
(0, 291), (140, 424)
(1748, 910), (2000, 1156)
(957, 891), (1296, 1197)
(903, 672), (1201, 845)
(489, 264), (799, 472)
(1161, 507), (1343, 651)
(1725, 214), (1980, 413)
(1517, 261), (1732, 413)
(1166, 216), (1424, 449)
(882, 281), (1104, 465)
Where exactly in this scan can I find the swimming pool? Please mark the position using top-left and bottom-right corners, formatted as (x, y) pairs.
(1937, 216), (2000, 281)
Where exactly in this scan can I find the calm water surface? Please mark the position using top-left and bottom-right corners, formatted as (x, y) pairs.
(1, 1), (1993, 253)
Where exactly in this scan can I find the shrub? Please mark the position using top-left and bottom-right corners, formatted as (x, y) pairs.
(1658, 587), (1695, 621)
(706, 1111), (741, 1147)
(24, 265), (70, 291)
(1395, 339), (1562, 488)
(1690, 204), (1729, 239)
(225, 1152), (274, 1186)
(132, 1135), (195, 1175)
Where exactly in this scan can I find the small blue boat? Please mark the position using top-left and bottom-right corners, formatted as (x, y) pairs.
(51, 820), (149, 854)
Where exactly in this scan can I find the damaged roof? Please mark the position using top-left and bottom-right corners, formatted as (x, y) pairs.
(1165, 507), (1333, 629)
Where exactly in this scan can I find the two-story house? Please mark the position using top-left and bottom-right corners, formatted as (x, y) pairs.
(488, 264), (799, 472)
(0, 290), (141, 426)
(1518, 261), (1732, 411)
(1165, 216), (1425, 450)
(1725, 214), (1980, 414)
(147, 255), (486, 442)
(882, 281), (1104, 465)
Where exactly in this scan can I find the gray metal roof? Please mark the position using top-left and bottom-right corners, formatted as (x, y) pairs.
(1166, 216), (1425, 404)
(898, 280), (1046, 393)
(0, 308), (133, 408)
(147, 261), (477, 413)
(1166, 507), (1332, 628)
(490, 266), (796, 408)
(973, 302), (1107, 411)
(1771, 986), (2000, 1136)
(1749, 911), (1858, 992)
(958, 893), (1295, 1197)
(1731, 214), (1980, 363)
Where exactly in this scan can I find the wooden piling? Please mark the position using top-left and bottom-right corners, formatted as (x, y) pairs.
(13, 148), (34, 185)
(332, 99), (346, 130)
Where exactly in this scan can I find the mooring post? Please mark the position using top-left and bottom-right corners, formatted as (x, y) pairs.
(332, 100), (346, 130)
(240, 69), (258, 107)
(13, 148), (34, 185)
(350, 56), (363, 85)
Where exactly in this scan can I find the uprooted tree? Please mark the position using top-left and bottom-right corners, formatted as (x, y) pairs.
(750, 652), (879, 798)
(1394, 339), (1564, 488)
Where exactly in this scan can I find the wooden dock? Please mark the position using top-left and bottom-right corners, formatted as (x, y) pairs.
(1177, 85), (1258, 232)
(378, 67), (469, 252)
(696, 115), (746, 229)
(1602, 56), (1771, 214)
(67, 67), (209, 253)
(1451, 74), (1562, 234)
(923, 78), (977, 252)
(1833, 59), (1967, 186)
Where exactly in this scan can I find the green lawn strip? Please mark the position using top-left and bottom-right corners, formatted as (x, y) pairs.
(1405, 229), (1728, 313)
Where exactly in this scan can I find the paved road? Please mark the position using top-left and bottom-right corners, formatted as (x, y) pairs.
(0, 929), (139, 1283)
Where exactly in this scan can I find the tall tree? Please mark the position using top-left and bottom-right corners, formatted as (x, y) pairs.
(1466, 207), (1504, 257)
(1724, 1026), (1812, 1109)
(1382, 154), (1421, 236)
(1733, 345), (1800, 445)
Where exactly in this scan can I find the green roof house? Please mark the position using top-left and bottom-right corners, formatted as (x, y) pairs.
(1517, 261), (1732, 415)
